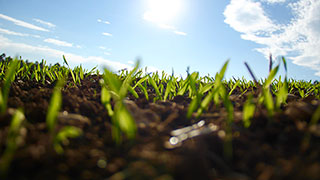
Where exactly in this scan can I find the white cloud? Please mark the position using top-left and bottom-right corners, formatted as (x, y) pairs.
(33, 18), (56, 28)
(102, 32), (112, 36)
(104, 52), (111, 56)
(174, 31), (187, 36)
(0, 27), (41, 38)
(99, 46), (107, 50)
(0, 13), (49, 32)
(262, 0), (286, 3)
(127, 60), (134, 65)
(44, 38), (73, 47)
(0, 35), (131, 71)
(223, 0), (320, 77)
(97, 19), (111, 24)
(224, 0), (279, 34)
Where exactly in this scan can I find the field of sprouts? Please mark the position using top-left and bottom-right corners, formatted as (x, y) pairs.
(0, 53), (320, 180)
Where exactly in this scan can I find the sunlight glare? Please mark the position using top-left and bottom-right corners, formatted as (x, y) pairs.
(144, 0), (182, 25)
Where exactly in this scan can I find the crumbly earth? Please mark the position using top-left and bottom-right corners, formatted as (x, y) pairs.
(0, 75), (320, 180)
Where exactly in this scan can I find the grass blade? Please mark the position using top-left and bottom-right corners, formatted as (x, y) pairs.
(46, 79), (64, 134)
(0, 59), (19, 114)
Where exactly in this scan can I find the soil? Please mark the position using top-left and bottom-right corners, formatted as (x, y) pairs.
(1, 75), (320, 180)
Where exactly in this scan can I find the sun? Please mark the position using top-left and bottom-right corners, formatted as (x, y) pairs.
(144, 0), (182, 25)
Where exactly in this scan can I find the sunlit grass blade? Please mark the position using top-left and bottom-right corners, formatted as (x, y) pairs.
(229, 80), (240, 95)
(138, 83), (149, 101)
(128, 86), (139, 99)
(0, 59), (19, 114)
(132, 76), (148, 89)
(148, 75), (162, 100)
(177, 78), (189, 96)
(282, 56), (287, 73)
(164, 75), (174, 101)
(63, 55), (77, 85)
(187, 96), (199, 119)
(264, 65), (279, 89)
(119, 61), (140, 98)
(218, 60), (229, 80)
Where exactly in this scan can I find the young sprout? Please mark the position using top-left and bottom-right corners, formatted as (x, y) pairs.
(0, 59), (19, 114)
(0, 109), (25, 178)
(275, 57), (288, 110)
(186, 72), (202, 119)
(46, 79), (64, 135)
(163, 70), (175, 101)
(46, 78), (82, 154)
(63, 55), (78, 86)
(148, 75), (162, 101)
(101, 61), (139, 143)
(53, 126), (82, 155)
(243, 94), (255, 128)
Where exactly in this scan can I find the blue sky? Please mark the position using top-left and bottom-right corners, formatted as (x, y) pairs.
(0, 0), (319, 81)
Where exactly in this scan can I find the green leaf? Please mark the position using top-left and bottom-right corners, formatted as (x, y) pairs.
(138, 83), (149, 101)
(128, 86), (139, 98)
(46, 79), (64, 134)
(243, 94), (255, 128)
(54, 126), (82, 154)
(63, 55), (69, 66)
(115, 103), (136, 139)
(264, 65), (279, 88)
(132, 76), (148, 89)
(229, 80), (240, 95)
(282, 56), (287, 73)
(164, 77), (173, 101)
(148, 75), (162, 100)
(263, 88), (274, 117)
(103, 69), (122, 95)
(187, 96), (199, 119)
(199, 83), (214, 94)
(276, 78), (288, 109)
(101, 86), (114, 116)
(177, 78), (189, 96)
(0, 59), (19, 114)
(218, 60), (229, 80)
(119, 61), (139, 98)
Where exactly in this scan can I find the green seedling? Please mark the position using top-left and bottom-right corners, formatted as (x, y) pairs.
(148, 74), (162, 101)
(53, 126), (82, 155)
(275, 57), (288, 110)
(101, 61), (139, 143)
(0, 59), (19, 114)
(243, 94), (255, 128)
(46, 78), (82, 154)
(229, 80), (240, 95)
(0, 109), (25, 178)
(46, 79), (64, 135)
(186, 72), (202, 119)
(164, 70), (175, 101)
(63, 55), (78, 85)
